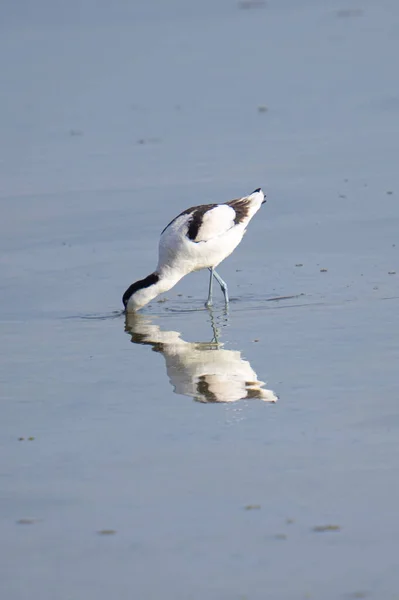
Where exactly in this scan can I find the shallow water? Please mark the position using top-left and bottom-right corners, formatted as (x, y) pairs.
(1, 1), (399, 599)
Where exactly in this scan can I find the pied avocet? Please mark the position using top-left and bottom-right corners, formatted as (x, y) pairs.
(123, 188), (266, 311)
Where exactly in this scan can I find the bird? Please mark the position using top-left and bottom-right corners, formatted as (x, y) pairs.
(122, 187), (266, 312)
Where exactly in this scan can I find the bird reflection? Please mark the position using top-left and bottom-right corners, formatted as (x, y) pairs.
(124, 312), (278, 404)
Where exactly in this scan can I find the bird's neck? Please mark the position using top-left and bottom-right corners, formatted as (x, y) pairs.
(149, 268), (184, 298)
(124, 268), (184, 311)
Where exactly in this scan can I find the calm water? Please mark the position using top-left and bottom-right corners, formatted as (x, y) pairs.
(1, 1), (399, 599)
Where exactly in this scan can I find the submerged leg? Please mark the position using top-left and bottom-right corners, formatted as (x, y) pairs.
(205, 267), (214, 307)
(213, 269), (229, 305)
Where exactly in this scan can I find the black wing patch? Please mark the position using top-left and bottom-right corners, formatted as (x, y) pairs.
(161, 203), (218, 240)
(186, 204), (219, 240)
(226, 198), (252, 225)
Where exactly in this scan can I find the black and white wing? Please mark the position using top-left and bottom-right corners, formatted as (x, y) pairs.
(161, 188), (265, 243)
(162, 203), (236, 242)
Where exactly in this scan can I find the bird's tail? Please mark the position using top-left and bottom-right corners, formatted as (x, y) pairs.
(226, 188), (266, 223)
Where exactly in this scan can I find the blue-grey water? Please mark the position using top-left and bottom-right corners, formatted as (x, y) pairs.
(1, 1), (399, 599)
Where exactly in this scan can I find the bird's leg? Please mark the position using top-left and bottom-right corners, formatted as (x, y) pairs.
(205, 267), (214, 307)
(213, 270), (229, 305)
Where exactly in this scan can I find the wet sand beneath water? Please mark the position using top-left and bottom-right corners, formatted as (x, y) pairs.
(1, 1), (399, 599)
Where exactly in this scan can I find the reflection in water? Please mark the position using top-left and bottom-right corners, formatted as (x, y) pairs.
(125, 313), (278, 404)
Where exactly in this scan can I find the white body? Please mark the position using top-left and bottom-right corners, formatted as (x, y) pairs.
(124, 189), (265, 311)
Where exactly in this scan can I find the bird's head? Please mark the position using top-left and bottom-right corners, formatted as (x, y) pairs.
(123, 273), (160, 312)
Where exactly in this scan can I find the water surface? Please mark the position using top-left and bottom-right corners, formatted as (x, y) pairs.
(1, 1), (399, 599)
